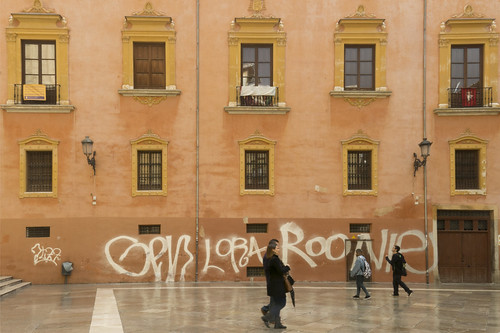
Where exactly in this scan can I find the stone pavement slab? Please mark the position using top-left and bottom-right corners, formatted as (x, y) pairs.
(2, 282), (500, 332)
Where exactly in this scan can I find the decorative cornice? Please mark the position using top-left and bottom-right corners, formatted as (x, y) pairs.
(132, 2), (165, 16)
(248, 0), (266, 18)
(345, 5), (376, 18)
(451, 4), (484, 19)
(131, 130), (165, 144)
(22, 0), (54, 14)
(133, 96), (167, 106)
(330, 90), (392, 108)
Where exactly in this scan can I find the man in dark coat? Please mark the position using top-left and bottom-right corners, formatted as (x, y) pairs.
(385, 245), (413, 296)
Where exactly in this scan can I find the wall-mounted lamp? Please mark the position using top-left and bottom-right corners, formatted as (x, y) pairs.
(81, 136), (96, 175)
(413, 138), (432, 176)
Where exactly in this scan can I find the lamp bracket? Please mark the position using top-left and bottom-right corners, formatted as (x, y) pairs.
(86, 151), (96, 175)
(413, 152), (427, 177)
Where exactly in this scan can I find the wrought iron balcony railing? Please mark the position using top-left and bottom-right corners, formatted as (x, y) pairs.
(448, 87), (492, 108)
(237, 86), (279, 107)
(14, 84), (60, 105)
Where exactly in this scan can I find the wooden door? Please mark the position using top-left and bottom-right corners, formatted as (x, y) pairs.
(437, 210), (490, 283)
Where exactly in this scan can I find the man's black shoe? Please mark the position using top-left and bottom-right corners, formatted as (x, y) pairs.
(407, 290), (413, 297)
(274, 323), (287, 329)
(261, 316), (270, 328)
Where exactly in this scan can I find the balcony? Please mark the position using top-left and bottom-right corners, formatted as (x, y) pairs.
(1, 84), (74, 113)
(448, 87), (492, 108)
(14, 84), (60, 105)
(237, 85), (278, 107)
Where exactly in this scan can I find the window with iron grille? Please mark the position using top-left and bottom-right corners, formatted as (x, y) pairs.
(26, 151), (52, 192)
(349, 224), (371, 233)
(139, 224), (161, 235)
(138, 150), (162, 191)
(241, 44), (272, 87)
(246, 223), (268, 233)
(245, 150), (269, 190)
(455, 149), (479, 189)
(344, 45), (374, 90)
(347, 151), (371, 190)
(26, 226), (50, 238)
(133, 42), (166, 89)
(247, 266), (265, 277)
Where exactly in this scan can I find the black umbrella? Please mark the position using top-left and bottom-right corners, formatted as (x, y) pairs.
(286, 274), (296, 307)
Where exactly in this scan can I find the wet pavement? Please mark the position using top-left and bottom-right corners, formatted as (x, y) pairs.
(1, 281), (500, 332)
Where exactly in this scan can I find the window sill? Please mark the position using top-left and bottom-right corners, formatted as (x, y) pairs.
(118, 89), (181, 97)
(330, 90), (392, 98)
(434, 107), (500, 116)
(343, 190), (377, 196)
(20, 192), (57, 198)
(451, 189), (486, 196)
(240, 189), (275, 196)
(132, 190), (167, 197)
(2, 104), (75, 113)
(224, 106), (290, 115)
(330, 90), (391, 108)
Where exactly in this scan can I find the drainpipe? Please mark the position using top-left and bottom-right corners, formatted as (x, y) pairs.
(195, 0), (200, 282)
(422, 0), (430, 284)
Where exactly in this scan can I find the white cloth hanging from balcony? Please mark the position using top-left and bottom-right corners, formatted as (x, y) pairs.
(240, 85), (276, 96)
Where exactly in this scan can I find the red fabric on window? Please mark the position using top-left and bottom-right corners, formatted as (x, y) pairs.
(461, 88), (477, 107)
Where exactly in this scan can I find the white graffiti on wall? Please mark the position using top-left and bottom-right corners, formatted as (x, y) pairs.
(105, 222), (436, 281)
(31, 243), (62, 266)
(104, 235), (193, 282)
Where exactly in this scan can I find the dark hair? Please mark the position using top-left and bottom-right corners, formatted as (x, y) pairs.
(265, 242), (278, 259)
(394, 245), (401, 252)
(355, 249), (363, 255)
(269, 238), (279, 244)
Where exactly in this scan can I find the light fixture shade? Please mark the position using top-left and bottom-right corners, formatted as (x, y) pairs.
(81, 136), (94, 156)
(419, 138), (432, 157)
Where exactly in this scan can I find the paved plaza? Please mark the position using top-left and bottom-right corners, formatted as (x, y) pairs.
(1, 281), (500, 332)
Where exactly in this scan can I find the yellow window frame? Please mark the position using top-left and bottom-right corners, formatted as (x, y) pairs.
(331, 5), (391, 107)
(5, 2), (70, 108)
(131, 132), (168, 197)
(342, 134), (379, 196)
(449, 133), (487, 196)
(239, 133), (276, 196)
(437, 5), (499, 111)
(119, 2), (179, 99)
(226, 17), (288, 111)
(19, 132), (59, 198)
